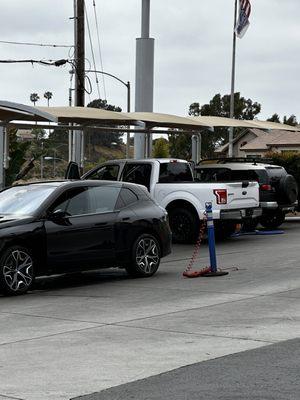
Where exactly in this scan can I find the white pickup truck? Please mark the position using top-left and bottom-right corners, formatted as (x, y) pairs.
(67, 158), (261, 243)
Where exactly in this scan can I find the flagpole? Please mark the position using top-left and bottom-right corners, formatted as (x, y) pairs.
(228, 0), (238, 157)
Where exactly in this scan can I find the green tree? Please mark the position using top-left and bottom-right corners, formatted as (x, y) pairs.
(86, 99), (123, 155)
(30, 93), (39, 106)
(5, 128), (31, 186)
(153, 138), (169, 158)
(169, 92), (261, 159)
(267, 113), (281, 123)
(44, 91), (53, 107)
(283, 115), (298, 126)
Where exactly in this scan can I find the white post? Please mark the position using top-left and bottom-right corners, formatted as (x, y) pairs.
(134, 0), (154, 159)
(229, 0), (238, 157)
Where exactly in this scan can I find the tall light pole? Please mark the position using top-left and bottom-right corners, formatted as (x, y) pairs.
(134, 0), (154, 159)
(85, 70), (131, 157)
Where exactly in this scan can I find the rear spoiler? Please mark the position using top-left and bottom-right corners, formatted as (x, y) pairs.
(65, 161), (81, 180)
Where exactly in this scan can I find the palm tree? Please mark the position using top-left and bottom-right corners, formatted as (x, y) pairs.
(30, 93), (40, 107)
(44, 91), (53, 107)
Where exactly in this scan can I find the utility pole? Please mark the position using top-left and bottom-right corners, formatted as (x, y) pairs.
(134, 0), (154, 159)
(70, 0), (85, 168)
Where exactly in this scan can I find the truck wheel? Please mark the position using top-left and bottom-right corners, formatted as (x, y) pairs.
(0, 246), (35, 295)
(125, 234), (161, 277)
(168, 208), (199, 244)
(260, 211), (285, 229)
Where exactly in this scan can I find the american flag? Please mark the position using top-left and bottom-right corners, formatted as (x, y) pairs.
(235, 0), (251, 38)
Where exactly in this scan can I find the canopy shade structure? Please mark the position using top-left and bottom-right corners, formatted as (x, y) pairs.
(0, 101), (136, 126)
(128, 112), (213, 130)
(36, 106), (136, 126)
(189, 115), (300, 132)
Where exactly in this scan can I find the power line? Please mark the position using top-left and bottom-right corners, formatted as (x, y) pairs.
(0, 40), (73, 48)
(93, 0), (107, 100)
(0, 58), (68, 66)
(84, 1), (101, 100)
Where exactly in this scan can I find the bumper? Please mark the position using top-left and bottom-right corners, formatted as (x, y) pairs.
(220, 207), (262, 221)
(260, 201), (297, 212)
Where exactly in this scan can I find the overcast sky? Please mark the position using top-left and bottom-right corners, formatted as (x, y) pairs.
(0, 0), (299, 121)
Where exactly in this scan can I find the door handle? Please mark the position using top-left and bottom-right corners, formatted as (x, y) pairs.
(122, 217), (130, 221)
(95, 222), (108, 227)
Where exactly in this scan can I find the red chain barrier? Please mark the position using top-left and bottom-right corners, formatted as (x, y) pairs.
(182, 218), (212, 278)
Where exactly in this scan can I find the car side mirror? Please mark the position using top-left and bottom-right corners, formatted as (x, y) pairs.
(48, 209), (68, 221)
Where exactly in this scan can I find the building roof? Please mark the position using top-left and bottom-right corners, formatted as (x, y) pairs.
(215, 128), (266, 153)
(241, 130), (300, 151)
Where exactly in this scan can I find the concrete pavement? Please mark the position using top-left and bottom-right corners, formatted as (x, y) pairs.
(0, 221), (299, 400)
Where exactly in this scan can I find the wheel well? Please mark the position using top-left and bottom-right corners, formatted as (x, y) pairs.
(0, 239), (44, 269)
(166, 200), (199, 219)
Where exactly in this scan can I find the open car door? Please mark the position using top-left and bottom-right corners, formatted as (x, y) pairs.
(65, 161), (81, 180)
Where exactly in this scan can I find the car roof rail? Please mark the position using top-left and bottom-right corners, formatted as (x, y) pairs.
(197, 157), (274, 166)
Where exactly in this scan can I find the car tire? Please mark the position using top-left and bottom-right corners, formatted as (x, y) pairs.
(0, 246), (35, 295)
(125, 234), (161, 278)
(168, 208), (199, 244)
(260, 211), (285, 229)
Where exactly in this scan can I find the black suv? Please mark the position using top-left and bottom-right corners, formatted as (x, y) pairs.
(195, 159), (298, 229)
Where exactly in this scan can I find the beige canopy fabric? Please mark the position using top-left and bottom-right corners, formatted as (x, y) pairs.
(189, 115), (300, 132)
(0, 101), (299, 132)
(36, 106), (136, 125)
(128, 112), (213, 130)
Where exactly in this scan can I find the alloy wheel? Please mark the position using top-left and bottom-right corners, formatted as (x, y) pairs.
(135, 238), (159, 274)
(3, 250), (33, 292)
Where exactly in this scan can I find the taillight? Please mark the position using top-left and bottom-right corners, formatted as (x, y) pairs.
(213, 189), (227, 204)
(260, 184), (272, 191)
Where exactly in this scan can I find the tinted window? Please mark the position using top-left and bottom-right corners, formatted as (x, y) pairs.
(0, 185), (56, 216)
(52, 186), (120, 216)
(159, 162), (193, 183)
(197, 168), (261, 182)
(197, 168), (231, 182)
(265, 167), (286, 182)
(88, 165), (119, 181)
(122, 164), (152, 190)
(90, 186), (120, 213)
(119, 187), (138, 207)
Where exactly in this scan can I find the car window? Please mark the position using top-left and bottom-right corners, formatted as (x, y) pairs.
(159, 162), (193, 183)
(52, 186), (121, 216)
(197, 168), (231, 182)
(51, 188), (91, 216)
(0, 185), (57, 216)
(87, 165), (119, 181)
(122, 163), (152, 190)
(89, 186), (121, 213)
(119, 187), (138, 207)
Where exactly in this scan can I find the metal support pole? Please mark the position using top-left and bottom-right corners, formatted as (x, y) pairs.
(134, 0), (154, 159)
(126, 81), (131, 158)
(229, 0), (238, 158)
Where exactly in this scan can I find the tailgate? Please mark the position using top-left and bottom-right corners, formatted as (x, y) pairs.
(224, 181), (259, 209)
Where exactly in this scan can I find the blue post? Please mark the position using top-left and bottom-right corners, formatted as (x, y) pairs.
(205, 202), (218, 273)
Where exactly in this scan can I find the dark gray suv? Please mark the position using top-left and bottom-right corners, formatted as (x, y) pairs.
(196, 160), (298, 229)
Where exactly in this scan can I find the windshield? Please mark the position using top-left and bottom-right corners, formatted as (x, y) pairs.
(0, 185), (57, 216)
